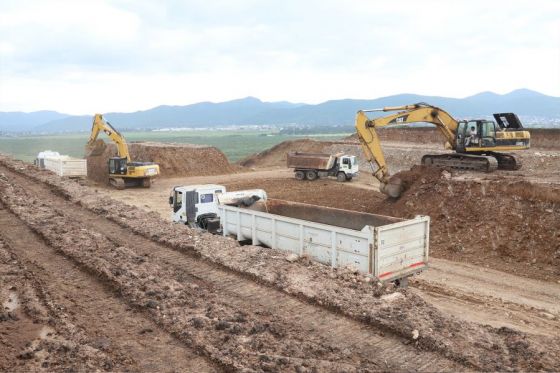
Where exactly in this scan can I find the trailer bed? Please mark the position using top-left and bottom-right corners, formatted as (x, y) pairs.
(44, 156), (87, 177)
(219, 199), (429, 282)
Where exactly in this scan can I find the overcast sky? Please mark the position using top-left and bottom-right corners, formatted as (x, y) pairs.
(0, 0), (559, 114)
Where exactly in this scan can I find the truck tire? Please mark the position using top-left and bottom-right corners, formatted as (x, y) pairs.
(336, 172), (346, 182)
(306, 170), (318, 181)
(295, 170), (305, 180)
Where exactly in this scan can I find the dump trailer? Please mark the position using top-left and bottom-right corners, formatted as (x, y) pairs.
(287, 152), (359, 182)
(219, 199), (429, 284)
(43, 156), (87, 177)
(35, 151), (87, 177)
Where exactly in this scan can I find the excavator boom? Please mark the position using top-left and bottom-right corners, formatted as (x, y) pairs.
(87, 114), (131, 162)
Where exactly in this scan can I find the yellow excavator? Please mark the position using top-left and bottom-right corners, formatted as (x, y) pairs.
(355, 103), (531, 198)
(86, 114), (160, 189)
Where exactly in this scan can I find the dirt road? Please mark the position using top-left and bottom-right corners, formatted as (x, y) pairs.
(413, 259), (560, 337)
(0, 208), (216, 372)
(0, 160), (464, 371)
(3, 155), (560, 371)
(86, 151), (560, 343)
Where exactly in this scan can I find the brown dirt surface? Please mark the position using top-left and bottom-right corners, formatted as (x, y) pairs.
(3, 155), (560, 371)
(0, 237), (135, 372)
(238, 138), (349, 168)
(87, 141), (240, 184)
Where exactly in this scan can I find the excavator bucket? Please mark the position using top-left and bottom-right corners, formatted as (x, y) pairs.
(380, 176), (404, 198)
(85, 139), (107, 157)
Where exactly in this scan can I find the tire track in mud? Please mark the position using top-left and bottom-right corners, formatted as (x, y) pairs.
(0, 205), (218, 373)
(0, 165), (462, 370)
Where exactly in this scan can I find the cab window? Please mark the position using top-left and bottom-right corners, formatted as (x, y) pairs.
(200, 193), (214, 203)
(173, 191), (182, 212)
(482, 121), (495, 138)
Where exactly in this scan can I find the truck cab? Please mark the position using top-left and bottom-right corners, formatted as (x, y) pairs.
(170, 184), (226, 228)
(338, 155), (359, 181)
(170, 184), (267, 232)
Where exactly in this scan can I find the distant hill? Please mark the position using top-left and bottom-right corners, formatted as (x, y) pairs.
(1, 89), (559, 134)
(0, 110), (70, 132)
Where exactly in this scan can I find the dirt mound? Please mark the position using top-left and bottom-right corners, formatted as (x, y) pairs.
(375, 166), (560, 272)
(239, 139), (334, 168)
(87, 141), (238, 184)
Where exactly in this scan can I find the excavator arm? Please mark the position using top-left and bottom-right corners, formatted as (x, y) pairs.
(87, 114), (131, 162)
(355, 103), (460, 197)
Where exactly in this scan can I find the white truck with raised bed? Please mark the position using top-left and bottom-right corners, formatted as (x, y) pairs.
(170, 184), (430, 285)
(287, 152), (359, 182)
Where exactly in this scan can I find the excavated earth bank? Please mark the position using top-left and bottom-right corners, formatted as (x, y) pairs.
(87, 141), (239, 184)
(1, 154), (559, 371)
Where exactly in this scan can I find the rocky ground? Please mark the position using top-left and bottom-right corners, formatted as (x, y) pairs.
(2, 128), (560, 372)
(1, 154), (560, 371)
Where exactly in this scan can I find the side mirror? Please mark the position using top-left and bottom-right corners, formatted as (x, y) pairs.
(168, 196), (173, 205)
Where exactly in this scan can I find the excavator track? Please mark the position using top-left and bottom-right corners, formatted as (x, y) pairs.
(488, 152), (523, 170)
(421, 153), (498, 172)
(109, 177), (126, 189)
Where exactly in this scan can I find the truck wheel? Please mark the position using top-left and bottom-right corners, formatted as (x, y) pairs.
(306, 171), (317, 181)
(295, 171), (305, 180)
(336, 172), (346, 182)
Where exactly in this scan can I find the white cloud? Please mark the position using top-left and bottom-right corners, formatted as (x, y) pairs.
(0, 0), (558, 113)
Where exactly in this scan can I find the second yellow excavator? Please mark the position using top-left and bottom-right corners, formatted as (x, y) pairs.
(86, 114), (160, 189)
(355, 103), (531, 197)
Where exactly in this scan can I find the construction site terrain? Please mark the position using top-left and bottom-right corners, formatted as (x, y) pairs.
(1, 128), (559, 372)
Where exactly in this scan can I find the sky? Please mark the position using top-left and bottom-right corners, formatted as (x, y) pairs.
(0, 0), (559, 115)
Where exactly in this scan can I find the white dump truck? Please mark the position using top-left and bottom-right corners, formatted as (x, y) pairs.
(170, 184), (429, 285)
(169, 184), (267, 232)
(287, 152), (359, 181)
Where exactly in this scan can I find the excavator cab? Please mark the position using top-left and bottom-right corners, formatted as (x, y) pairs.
(457, 119), (507, 152)
(108, 157), (128, 175)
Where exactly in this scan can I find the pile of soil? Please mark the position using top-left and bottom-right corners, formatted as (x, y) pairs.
(239, 139), (341, 168)
(86, 141), (238, 184)
(374, 166), (560, 277)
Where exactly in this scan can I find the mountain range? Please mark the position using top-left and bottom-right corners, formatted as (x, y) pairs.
(1, 89), (559, 133)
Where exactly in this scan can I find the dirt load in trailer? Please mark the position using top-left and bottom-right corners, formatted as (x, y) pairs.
(220, 199), (429, 284)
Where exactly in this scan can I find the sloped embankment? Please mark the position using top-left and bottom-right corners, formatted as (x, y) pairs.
(87, 141), (239, 184)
